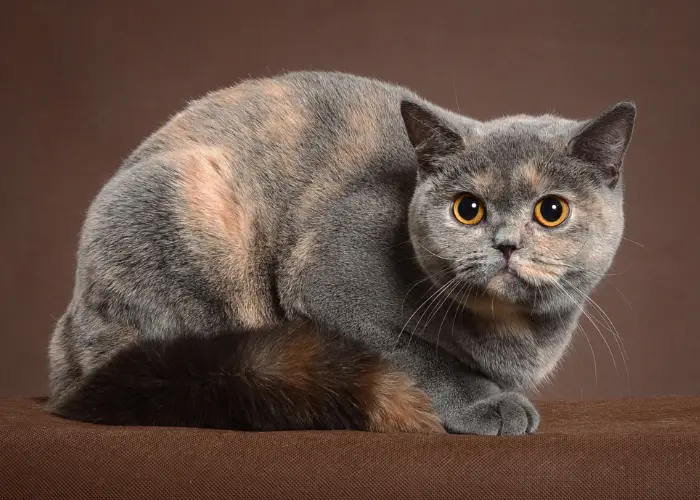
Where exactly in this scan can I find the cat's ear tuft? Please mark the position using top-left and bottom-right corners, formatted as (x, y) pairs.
(567, 101), (636, 186)
(400, 99), (464, 171)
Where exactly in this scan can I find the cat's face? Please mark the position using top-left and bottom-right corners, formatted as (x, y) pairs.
(402, 101), (635, 314)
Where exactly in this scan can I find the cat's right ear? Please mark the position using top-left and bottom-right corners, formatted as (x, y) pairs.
(400, 100), (464, 172)
(566, 101), (636, 187)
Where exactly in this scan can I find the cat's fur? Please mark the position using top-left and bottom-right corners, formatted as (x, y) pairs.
(48, 71), (635, 435)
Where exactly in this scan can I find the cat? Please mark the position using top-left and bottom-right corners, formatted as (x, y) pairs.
(47, 71), (635, 435)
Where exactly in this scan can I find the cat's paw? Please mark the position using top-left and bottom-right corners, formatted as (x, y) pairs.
(444, 392), (539, 436)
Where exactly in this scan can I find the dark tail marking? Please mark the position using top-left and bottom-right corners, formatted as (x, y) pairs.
(49, 322), (444, 433)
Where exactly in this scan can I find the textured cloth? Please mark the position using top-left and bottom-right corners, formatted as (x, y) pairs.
(1, 397), (698, 499)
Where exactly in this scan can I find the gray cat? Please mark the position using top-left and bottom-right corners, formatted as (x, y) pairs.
(47, 71), (635, 435)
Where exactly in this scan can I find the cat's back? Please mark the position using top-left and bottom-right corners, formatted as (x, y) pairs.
(123, 71), (421, 181)
(73, 72), (430, 337)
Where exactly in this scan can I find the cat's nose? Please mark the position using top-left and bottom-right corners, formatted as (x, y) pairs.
(496, 244), (517, 260)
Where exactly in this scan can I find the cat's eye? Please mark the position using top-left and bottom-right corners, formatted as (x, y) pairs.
(453, 194), (485, 225)
(534, 196), (569, 228)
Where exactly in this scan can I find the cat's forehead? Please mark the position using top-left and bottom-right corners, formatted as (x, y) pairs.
(451, 121), (596, 200)
(461, 155), (557, 203)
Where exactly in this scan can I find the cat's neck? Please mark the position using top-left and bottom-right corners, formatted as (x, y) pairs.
(402, 268), (582, 389)
(463, 292), (581, 336)
(463, 297), (582, 389)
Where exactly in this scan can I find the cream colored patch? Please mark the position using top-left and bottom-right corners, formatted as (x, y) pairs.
(288, 230), (317, 286)
(532, 189), (617, 269)
(469, 170), (493, 195)
(467, 292), (525, 319)
(367, 371), (446, 434)
(179, 147), (246, 250)
(466, 291), (532, 336)
(297, 179), (346, 225)
(236, 298), (270, 330)
(461, 133), (479, 149)
(574, 192), (618, 261)
(513, 261), (559, 283)
(177, 147), (268, 328)
(256, 81), (306, 150)
(520, 161), (541, 190)
(158, 112), (191, 145)
(214, 83), (253, 105)
(335, 102), (380, 166)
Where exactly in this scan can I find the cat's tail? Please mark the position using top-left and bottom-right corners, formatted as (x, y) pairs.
(48, 321), (444, 433)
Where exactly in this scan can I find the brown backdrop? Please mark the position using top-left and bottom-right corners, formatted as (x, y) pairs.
(2, 1), (698, 399)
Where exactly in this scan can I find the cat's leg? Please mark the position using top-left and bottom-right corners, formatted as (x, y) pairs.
(302, 305), (539, 435)
(292, 253), (539, 435)
(389, 337), (539, 435)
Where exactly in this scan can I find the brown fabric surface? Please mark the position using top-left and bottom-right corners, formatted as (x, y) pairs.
(1, 397), (698, 499)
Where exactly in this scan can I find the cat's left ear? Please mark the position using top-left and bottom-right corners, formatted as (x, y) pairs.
(400, 99), (464, 172)
(566, 101), (636, 186)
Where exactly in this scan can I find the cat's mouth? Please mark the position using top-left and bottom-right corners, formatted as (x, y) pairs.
(489, 267), (523, 288)
(503, 258), (559, 286)
(481, 254), (561, 290)
(490, 257), (523, 280)
(497, 265), (519, 277)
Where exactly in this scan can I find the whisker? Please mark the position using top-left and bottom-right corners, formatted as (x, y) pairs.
(452, 78), (462, 114)
(387, 238), (414, 250)
(400, 270), (445, 319)
(562, 278), (627, 352)
(530, 257), (625, 279)
(553, 303), (598, 393)
(423, 277), (461, 335)
(530, 258), (586, 272)
(622, 237), (646, 249)
(415, 276), (460, 339)
(578, 324), (599, 392)
(451, 282), (472, 343)
(547, 277), (619, 378)
(612, 283), (633, 311)
(434, 278), (464, 358)
(561, 277), (631, 396)
(556, 276), (631, 396)
(415, 242), (453, 261)
(395, 281), (439, 349)
(396, 276), (459, 349)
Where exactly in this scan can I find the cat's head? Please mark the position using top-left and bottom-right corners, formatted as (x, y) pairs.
(401, 99), (635, 315)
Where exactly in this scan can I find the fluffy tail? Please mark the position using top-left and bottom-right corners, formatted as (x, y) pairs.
(48, 321), (444, 433)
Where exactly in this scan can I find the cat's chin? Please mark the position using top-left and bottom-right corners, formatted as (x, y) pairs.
(469, 265), (546, 307)
(484, 272), (526, 299)
(458, 280), (530, 321)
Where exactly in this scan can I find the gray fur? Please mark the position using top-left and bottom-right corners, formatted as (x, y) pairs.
(49, 71), (635, 435)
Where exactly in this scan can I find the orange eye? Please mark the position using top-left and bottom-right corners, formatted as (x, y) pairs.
(534, 196), (569, 228)
(453, 194), (485, 225)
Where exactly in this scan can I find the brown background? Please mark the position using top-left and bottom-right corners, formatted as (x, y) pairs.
(1, 1), (698, 399)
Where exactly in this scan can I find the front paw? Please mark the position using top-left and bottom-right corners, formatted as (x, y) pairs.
(444, 392), (540, 436)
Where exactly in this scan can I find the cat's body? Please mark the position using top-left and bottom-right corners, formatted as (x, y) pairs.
(48, 71), (635, 434)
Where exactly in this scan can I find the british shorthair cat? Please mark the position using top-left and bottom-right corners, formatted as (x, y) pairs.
(48, 71), (635, 434)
